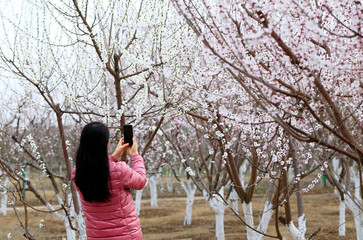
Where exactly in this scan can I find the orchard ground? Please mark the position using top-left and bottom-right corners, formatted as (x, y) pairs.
(0, 187), (357, 240)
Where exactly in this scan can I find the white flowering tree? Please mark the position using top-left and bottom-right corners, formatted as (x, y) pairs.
(0, 0), (90, 237)
(0, 0), (197, 238)
(0, 101), (86, 239)
(52, 0), (207, 211)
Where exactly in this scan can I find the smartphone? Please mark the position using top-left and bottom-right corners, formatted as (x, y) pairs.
(123, 124), (133, 147)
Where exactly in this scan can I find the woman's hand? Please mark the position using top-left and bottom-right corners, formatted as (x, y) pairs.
(111, 137), (129, 160)
(127, 137), (139, 157)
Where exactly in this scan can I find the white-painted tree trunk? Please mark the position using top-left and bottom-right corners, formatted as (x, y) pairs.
(203, 187), (227, 240)
(157, 168), (164, 192)
(51, 192), (86, 240)
(230, 188), (239, 214)
(67, 192), (87, 240)
(242, 200), (275, 240)
(184, 193), (194, 225)
(166, 173), (173, 192)
(339, 199), (346, 236)
(243, 202), (255, 238)
(25, 166), (30, 181)
(1, 175), (10, 216)
(64, 193), (76, 240)
(76, 212), (87, 240)
(240, 161), (273, 239)
(332, 158), (347, 237)
(135, 189), (144, 216)
(346, 195), (363, 240)
(285, 214), (307, 240)
(149, 175), (158, 207)
(345, 170), (363, 240)
(48, 193), (76, 240)
(180, 179), (196, 225)
(233, 161), (247, 216)
(331, 160), (363, 239)
(239, 161), (273, 240)
(332, 157), (340, 172)
(64, 215), (76, 240)
(215, 212), (224, 240)
(134, 179), (147, 215)
(75, 191), (86, 240)
(332, 157), (341, 196)
(253, 201), (274, 240)
(298, 214), (307, 237)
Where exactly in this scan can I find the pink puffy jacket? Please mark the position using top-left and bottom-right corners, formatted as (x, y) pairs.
(72, 154), (147, 240)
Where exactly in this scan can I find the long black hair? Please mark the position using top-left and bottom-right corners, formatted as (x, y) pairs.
(74, 122), (112, 202)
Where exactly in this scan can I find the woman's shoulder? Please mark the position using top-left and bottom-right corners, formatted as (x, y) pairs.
(108, 156), (127, 175)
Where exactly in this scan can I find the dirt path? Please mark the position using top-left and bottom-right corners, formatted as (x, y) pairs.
(5, 196), (206, 212)
(0, 193), (357, 239)
(141, 193), (357, 240)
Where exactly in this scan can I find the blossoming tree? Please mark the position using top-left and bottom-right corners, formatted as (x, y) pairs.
(171, 0), (362, 238)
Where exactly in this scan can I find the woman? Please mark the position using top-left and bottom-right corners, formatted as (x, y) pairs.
(72, 122), (147, 240)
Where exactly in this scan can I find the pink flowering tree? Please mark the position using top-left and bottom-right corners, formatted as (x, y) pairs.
(171, 0), (362, 238)
(171, 0), (362, 164)
(156, 61), (289, 239)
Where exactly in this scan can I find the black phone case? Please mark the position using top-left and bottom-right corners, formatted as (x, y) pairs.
(123, 125), (133, 147)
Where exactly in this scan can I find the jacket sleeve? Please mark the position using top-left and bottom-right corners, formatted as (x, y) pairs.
(116, 154), (147, 190)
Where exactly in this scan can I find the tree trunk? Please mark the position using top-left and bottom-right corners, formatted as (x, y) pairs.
(281, 164), (306, 239)
(65, 214), (76, 240)
(56, 112), (80, 214)
(215, 212), (225, 240)
(339, 198), (346, 236)
(181, 179), (196, 225)
(1, 175), (10, 216)
(230, 187), (239, 214)
(203, 187), (226, 240)
(166, 172), (173, 192)
(158, 168), (164, 192)
(332, 157), (341, 195)
(55, 193), (76, 240)
(243, 202), (255, 239)
(76, 212), (87, 240)
(149, 175), (158, 207)
(286, 139), (307, 239)
(285, 219), (306, 240)
(345, 170), (363, 240)
(346, 195), (363, 240)
(135, 189), (144, 216)
(253, 201), (274, 240)
(67, 192), (86, 240)
(331, 162), (363, 240)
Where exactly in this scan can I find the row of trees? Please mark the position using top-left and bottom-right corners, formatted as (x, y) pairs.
(0, 0), (361, 239)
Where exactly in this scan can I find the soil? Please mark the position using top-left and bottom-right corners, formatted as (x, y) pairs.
(0, 188), (357, 240)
